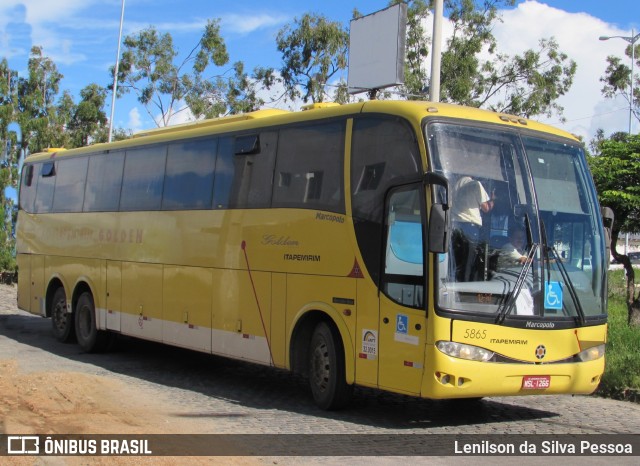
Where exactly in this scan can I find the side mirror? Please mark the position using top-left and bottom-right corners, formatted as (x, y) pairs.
(424, 172), (450, 253)
(423, 171), (449, 209)
(428, 203), (448, 253)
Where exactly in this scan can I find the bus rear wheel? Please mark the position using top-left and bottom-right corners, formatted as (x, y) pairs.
(51, 287), (75, 343)
(308, 321), (353, 410)
(75, 291), (109, 352)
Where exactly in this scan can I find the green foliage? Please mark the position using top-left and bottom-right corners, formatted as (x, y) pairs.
(384, 1), (577, 119)
(388, 0), (431, 99)
(587, 134), (640, 246)
(1, 48), (111, 275)
(115, 19), (241, 125)
(69, 84), (108, 146)
(600, 42), (640, 125)
(268, 13), (349, 103)
(597, 269), (640, 400)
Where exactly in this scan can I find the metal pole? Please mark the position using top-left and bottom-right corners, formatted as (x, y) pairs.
(108, 0), (126, 143)
(429, 0), (443, 103)
(630, 28), (635, 135)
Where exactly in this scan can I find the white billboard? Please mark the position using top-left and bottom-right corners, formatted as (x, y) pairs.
(347, 4), (407, 94)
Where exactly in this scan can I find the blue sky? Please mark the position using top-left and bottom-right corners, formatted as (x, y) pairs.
(1, 0), (639, 141)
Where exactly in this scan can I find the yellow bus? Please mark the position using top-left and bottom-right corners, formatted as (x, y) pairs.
(16, 100), (612, 409)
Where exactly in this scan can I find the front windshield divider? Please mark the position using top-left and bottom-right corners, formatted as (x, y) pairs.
(495, 243), (538, 325)
(551, 246), (586, 326)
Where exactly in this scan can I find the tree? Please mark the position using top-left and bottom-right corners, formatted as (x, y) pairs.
(395, 0), (431, 99)
(396, 0), (576, 119)
(0, 59), (19, 277)
(186, 61), (265, 118)
(587, 134), (640, 325)
(600, 42), (640, 126)
(0, 49), (110, 275)
(114, 20), (233, 126)
(68, 84), (109, 146)
(14, 46), (64, 154)
(269, 2), (575, 118)
(265, 13), (349, 104)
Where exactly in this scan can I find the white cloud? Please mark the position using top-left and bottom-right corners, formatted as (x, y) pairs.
(491, 1), (635, 140)
(221, 13), (289, 35)
(127, 107), (142, 133)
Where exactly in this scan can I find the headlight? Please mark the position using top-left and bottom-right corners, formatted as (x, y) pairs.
(577, 344), (605, 362)
(436, 341), (494, 362)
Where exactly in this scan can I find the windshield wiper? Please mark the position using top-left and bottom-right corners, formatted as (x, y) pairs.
(495, 243), (538, 325)
(538, 220), (586, 326)
(549, 245), (586, 326)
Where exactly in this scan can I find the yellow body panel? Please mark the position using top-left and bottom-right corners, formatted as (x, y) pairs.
(17, 100), (603, 402)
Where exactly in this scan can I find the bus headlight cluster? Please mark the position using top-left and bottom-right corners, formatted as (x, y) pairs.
(436, 341), (494, 362)
(577, 344), (605, 362)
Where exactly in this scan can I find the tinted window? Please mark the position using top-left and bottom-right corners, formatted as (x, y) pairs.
(84, 152), (124, 212)
(52, 157), (88, 212)
(120, 146), (167, 211)
(19, 164), (37, 213)
(351, 116), (421, 221)
(273, 121), (345, 213)
(163, 138), (217, 210)
(34, 162), (56, 213)
(213, 132), (277, 209)
(351, 116), (421, 284)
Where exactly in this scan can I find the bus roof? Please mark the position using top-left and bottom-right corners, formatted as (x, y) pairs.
(24, 100), (579, 162)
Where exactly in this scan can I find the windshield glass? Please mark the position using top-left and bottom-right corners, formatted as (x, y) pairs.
(426, 122), (606, 324)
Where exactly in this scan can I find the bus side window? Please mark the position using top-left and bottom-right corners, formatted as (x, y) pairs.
(52, 158), (89, 212)
(84, 151), (124, 212)
(33, 161), (56, 213)
(120, 145), (167, 211)
(272, 122), (345, 213)
(351, 115), (422, 286)
(19, 164), (38, 213)
(214, 132), (277, 209)
(163, 138), (217, 210)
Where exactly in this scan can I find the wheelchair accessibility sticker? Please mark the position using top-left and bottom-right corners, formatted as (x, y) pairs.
(394, 313), (418, 345)
(545, 281), (563, 310)
(396, 314), (408, 334)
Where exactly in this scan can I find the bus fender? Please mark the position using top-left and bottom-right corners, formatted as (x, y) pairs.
(288, 302), (355, 385)
(46, 273), (70, 318)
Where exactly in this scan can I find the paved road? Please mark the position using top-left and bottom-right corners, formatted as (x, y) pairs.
(1, 283), (638, 461)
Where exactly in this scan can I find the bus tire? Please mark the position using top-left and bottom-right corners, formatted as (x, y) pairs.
(308, 321), (353, 410)
(75, 291), (109, 353)
(51, 287), (75, 343)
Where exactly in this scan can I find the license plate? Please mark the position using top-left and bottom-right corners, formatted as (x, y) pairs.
(521, 375), (550, 390)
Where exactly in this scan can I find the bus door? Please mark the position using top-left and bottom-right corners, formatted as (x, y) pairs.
(377, 185), (427, 394)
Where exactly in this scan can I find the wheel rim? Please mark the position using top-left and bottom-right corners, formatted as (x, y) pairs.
(52, 300), (67, 332)
(310, 336), (330, 393)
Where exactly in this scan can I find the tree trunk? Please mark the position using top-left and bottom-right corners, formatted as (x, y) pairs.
(610, 229), (640, 326)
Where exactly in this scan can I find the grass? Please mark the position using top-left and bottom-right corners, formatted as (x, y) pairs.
(596, 269), (640, 401)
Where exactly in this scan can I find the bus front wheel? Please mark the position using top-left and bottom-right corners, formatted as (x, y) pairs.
(51, 287), (75, 343)
(75, 291), (109, 352)
(308, 321), (353, 410)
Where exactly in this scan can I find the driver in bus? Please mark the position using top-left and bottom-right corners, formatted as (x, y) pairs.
(451, 176), (495, 281)
(498, 226), (529, 269)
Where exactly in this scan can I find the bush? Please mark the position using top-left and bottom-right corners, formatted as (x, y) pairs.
(0, 246), (17, 284)
(596, 269), (640, 401)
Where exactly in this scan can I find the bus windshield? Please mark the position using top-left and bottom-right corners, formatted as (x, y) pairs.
(426, 122), (606, 324)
